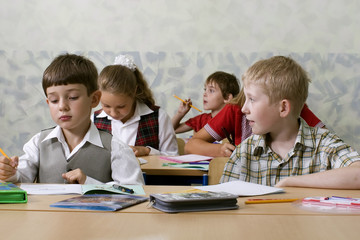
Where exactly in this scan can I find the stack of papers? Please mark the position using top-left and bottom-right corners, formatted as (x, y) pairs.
(162, 162), (209, 171)
(160, 154), (213, 163)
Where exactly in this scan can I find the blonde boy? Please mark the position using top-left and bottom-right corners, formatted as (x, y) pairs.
(0, 53), (144, 184)
(221, 56), (360, 189)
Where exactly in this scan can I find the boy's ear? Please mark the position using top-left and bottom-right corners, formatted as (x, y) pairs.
(224, 93), (234, 103)
(91, 90), (102, 108)
(279, 99), (291, 118)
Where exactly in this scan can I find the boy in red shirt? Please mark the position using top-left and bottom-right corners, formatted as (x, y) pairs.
(172, 71), (240, 133)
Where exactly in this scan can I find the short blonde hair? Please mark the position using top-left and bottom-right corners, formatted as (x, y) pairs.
(242, 56), (311, 117)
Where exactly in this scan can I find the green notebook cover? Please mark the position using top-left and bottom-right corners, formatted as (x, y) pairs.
(0, 182), (28, 203)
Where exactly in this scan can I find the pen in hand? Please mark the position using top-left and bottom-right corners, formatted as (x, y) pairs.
(113, 184), (134, 194)
(221, 127), (235, 145)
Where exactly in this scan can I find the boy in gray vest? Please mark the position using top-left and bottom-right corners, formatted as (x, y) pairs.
(0, 53), (144, 185)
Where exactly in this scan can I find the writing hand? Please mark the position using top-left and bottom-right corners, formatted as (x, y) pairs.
(220, 143), (236, 157)
(0, 156), (18, 180)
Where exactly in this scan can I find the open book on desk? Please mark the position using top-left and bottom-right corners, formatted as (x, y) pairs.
(19, 184), (145, 195)
(194, 180), (284, 196)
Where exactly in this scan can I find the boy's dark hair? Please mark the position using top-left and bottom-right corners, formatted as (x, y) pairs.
(205, 71), (240, 99)
(42, 53), (98, 96)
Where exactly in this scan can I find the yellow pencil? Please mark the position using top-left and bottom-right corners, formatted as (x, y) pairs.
(245, 198), (299, 204)
(173, 95), (202, 112)
(0, 147), (10, 159)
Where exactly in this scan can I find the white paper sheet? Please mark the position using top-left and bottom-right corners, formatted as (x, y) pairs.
(20, 184), (82, 195)
(194, 181), (285, 196)
(138, 158), (148, 164)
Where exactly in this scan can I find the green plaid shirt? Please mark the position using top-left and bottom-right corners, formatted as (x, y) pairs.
(221, 118), (360, 186)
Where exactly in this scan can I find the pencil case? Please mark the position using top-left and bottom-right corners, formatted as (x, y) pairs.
(149, 191), (238, 213)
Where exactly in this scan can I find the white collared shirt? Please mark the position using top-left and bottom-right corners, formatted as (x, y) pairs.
(94, 101), (178, 156)
(8, 123), (144, 185)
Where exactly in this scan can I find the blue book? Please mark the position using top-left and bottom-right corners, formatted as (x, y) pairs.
(50, 194), (148, 211)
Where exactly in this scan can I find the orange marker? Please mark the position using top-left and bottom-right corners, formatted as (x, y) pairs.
(173, 95), (202, 112)
(245, 198), (299, 204)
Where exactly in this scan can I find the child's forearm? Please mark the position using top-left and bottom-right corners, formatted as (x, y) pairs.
(185, 138), (224, 157)
(275, 163), (360, 189)
(171, 113), (185, 129)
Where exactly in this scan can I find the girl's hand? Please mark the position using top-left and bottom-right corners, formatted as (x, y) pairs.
(130, 146), (151, 157)
(62, 168), (87, 184)
(220, 143), (236, 157)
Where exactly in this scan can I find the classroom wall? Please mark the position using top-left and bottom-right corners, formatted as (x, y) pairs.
(1, 0), (360, 155)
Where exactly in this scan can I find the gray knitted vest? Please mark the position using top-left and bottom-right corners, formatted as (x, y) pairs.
(37, 127), (113, 183)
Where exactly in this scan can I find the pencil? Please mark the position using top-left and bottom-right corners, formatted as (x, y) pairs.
(0, 147), (10, 159)
(173, 95), (202, 112)
(245, 198), (299, 204)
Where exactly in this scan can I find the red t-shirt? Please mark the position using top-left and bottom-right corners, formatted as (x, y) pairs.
(185, 113), (212, 132)
(204, 103), (324, 145)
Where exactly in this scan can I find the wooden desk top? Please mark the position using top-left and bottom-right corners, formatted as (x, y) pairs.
(1, 185), (360, 240)
(2, 210), (359, 240)
(140, 155), (208, 176)
(1, 185), (360, 216)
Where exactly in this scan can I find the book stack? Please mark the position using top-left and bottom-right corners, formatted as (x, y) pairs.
(0, 182), (27, 203)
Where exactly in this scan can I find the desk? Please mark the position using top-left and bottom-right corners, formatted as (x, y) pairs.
(140, 156), (207, 176)
(140, 156), (209, 185)
(1, 186), (360, 239)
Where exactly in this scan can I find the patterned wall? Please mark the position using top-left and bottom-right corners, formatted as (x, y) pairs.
(1, 0), (360, 155)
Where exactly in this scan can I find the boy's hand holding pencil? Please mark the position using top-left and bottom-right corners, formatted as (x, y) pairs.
(0, 148), (18, 181)
(173, 95), (202, 113)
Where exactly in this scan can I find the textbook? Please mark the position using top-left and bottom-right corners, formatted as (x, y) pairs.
(160, 154), (213, 163)
(149, 191), (238, 213)
(19, 184), (145, 195)
(50, 194), (148, 211)
(0, 182), (28, 203)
